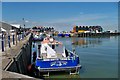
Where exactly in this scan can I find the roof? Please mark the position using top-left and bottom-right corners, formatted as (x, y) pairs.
(0, 22), (12, 32)
(11, 24), (21, 28)
(0, 27), (6, 32)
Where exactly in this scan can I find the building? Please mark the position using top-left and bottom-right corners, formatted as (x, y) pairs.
(11, 24), (21, 29)
(0, 22), (12, 32)
(32, 26), (54, 32)
(0, 22), (22, 35)
(71, 25), (103, 33)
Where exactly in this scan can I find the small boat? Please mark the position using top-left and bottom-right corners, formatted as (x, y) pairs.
(31, 36), (81, 76)
(58, 32), (65, 37)
(32, 32), (44, 41)
(58, 32), (71, 37)
(64, 33), (71, 37)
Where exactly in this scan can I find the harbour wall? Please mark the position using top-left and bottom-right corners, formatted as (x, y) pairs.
(54, 33), (120, 37)
(3, 34), (32, 76)
(77, 33), (120, 37)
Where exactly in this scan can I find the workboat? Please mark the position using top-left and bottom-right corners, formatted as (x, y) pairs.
(58, 32), (71, 37)
(32, 32), (44, 41)
(58, 32), (64, 37)
(31, 36), (81, 76)
(64, 33), (71, 37)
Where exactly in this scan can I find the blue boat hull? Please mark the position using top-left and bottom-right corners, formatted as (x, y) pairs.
(58, 33), (65, 37)
(35, 57), (80, 72)
(58, 33), (70, 37)
(64, 34), (70, 37)
(37, 59), (78, 68)
(32, 38), (43, 41)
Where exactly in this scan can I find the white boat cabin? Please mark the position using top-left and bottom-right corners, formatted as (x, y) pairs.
(37, 37), (69, 59)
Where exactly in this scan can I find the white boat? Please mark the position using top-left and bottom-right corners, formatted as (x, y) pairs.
(31, 36), (81, 76)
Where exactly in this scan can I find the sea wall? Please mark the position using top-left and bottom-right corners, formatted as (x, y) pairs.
(5, 35), (32, 75)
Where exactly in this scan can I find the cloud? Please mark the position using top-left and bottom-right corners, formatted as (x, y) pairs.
(25, 20), (29, 23)
(46, 13), (110, 24)
(26, 13), (117, 31)
(3, 12), (117, 31)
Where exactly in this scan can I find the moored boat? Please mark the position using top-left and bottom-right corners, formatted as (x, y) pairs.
(32, 32), (44, 41)
(58, 32), (71, 37)
(31, 36), (81, 76)
(58, 32), (65, 37)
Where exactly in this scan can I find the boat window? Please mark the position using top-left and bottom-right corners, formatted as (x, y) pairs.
(45, 47), (47, 51)
(38, 45), (41, 57)
(33, 44), (35, 48)
(55, 45), (64, 54)
(33, 52), (37, 62)
(65, 49), (69, 57)
(52, 45), (55, 49)
(38, 45), (41, 49)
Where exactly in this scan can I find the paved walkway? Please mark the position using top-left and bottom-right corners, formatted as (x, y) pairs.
(1, 34), (31, 70)
(0, 34), (37, 79)
(2, 71), (38, 79)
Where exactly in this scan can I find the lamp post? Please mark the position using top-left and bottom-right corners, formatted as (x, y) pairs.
(22, 18), (25, 38)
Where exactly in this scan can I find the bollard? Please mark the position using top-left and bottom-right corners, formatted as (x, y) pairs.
(8, 35), (11, 48)
(1, 32), (4, 52)
(22, 33), (24, 39)
(17, 34), (19, 41)
(13, 35), (15, 45)
(19, 34), (20, 40)
(15, 32), (17, 46)
(18, 34), (20, 41)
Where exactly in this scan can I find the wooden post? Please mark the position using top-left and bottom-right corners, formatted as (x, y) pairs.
(7, 31), (10, 48)
(4, 33), (7, 54)
(12, 34), (15, 45)
(1, 31), (4, 52)
(15, 30), (17, 46)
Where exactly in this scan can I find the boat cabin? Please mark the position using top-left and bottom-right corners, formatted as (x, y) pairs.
(37, 37), (69, 59)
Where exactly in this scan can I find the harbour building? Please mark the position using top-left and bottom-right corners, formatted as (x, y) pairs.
(72, 25), (103, 33)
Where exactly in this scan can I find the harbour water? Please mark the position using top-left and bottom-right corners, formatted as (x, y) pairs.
(53, 36), (118, 78)
(1, 35), (119, 78)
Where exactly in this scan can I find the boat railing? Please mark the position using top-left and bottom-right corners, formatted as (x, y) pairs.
(67, 50), (79, 57)
(36, 56), (75, 61)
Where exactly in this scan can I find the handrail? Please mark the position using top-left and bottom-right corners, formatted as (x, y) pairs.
(37, 55), (77, 61)
(67, 50), (79, 57)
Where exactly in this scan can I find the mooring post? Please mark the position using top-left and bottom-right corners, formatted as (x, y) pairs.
(18, 34), (20, 41)
(4, 34), (7, 52)
(12, 34), (15, 45)
(8, 35), (11, 48)
(15, 31), (17, 45)
(1, 32), (4, 52)
(22, 33), (24, 40)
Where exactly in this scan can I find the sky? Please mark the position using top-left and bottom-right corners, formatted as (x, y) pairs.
(2, 2), (118, 31)
(2, 0), (120, 2)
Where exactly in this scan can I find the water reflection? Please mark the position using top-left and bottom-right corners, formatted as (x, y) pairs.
(71, 36), (112, 48)
(55, 36), (118, 78)
(45, 71), (80, 78)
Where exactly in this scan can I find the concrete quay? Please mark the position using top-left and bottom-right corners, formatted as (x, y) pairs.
(1, 34), (39, 79)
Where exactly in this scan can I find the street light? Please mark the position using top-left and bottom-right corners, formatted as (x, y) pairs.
(22, 18), (26, 37)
